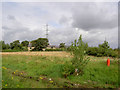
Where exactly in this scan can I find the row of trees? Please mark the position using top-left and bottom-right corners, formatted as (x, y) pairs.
(0, 38), (49, 51)
(67, 39), (118, 58)
(0, 40), (29, 51)
(0, 38), (66, 51)
(86, 41), (118, 57)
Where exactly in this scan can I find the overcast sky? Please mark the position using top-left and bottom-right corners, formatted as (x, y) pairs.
(1, 1), (118, 48)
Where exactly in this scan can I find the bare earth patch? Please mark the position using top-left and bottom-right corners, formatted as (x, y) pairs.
(2, 51), (71, 57)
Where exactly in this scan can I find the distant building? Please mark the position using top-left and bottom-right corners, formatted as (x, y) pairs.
(28, 42), (35, 51)
(46, 45), (59, 49)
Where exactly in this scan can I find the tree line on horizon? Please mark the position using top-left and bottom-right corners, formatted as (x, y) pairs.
(0, 38), (65, 51)
(0, 37), (118, 58)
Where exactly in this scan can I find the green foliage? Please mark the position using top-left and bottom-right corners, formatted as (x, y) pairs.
(0, 40), (28, 52)
(2, 55), (118, 88)
(5, 44), (10, 49)
(21, 40), (29, 47)
(31, 40), (36, 47)
(86, 40), (118, 58)
(1, 41), (6, 49)
(71, 35), (89, 75)
(22, 46), (28, 51)
(66, 46), (71, 51)
(45, 48), (64, 51)
(67, 35), (89, 76)
(10, 40), (22, 50)
(87, 47), (98, 56)
(0, 41), (10, 50)
(1, 38), (49, 52)
(59, 43), (65, 48)
(42, 64), (63, 78)
(62, 61), (74, 78)
(99, 40), (110, 49)
(0, 41), (1, 51)
(105, 48), (118, 58)
(2, 49), (23, 52)
(32, 38), (49, 51)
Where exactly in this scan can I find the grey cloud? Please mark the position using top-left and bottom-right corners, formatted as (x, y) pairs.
(3, 15), (38, 43)
(7, 15), (16, 20)
(2, 26), (10, 30)
(2, 2), (118, 48)
(71, 3), (117, 30)
(3, 15), (47, 44)
(59, 15), (68, 24)
(84, 28), (118, 49)
(48, 27), (78, 46)
(3, 26), (29, 42)
(3, 25), (47, 43)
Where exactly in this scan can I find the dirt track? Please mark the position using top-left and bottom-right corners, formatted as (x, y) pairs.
(2, 51), (71, 57)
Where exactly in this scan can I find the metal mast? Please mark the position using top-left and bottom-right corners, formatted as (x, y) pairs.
(105, 36), (106, 41)
(46, 24), (48, 39)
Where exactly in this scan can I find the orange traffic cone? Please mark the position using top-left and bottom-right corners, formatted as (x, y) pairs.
(107, 58), (110, 66)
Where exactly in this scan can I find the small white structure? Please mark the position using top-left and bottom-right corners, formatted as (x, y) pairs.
(28, 42), (35, 51)
(46, 45), (57, 49)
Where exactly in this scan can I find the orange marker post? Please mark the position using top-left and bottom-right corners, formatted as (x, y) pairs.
(107, 58), (110, 66)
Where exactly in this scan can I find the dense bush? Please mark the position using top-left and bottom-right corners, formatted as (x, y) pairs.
(2, 49), (23, 52)
(106, 49), (118, 58)
(10, 40), (22, 50)
(62, 61), (74, 78)
(45, 48), (64, 51)
(0, 41), (10, 50)
(86, 47), (118, 58)
(22, 46), (28, 51)
(87, 47), (99, 56)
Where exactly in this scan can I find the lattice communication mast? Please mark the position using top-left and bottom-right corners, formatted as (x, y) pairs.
(46, 24), (48, 39)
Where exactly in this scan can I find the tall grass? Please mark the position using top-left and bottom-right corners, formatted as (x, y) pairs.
(2, 55), (118, 88)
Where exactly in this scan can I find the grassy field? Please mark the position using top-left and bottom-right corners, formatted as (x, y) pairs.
(2, 51), (119, 88)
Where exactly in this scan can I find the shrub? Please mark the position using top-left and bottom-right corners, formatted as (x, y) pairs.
(2, 49), (23, 52)
(21, 46), (28, 51)
(62, 61), (74, 78)
(87, 47), (98, 56)
(106, 49), (118, 58)
(45, 48), (64, 51)
(86, 45), (118, 58)
(68, 35), (90, 76)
